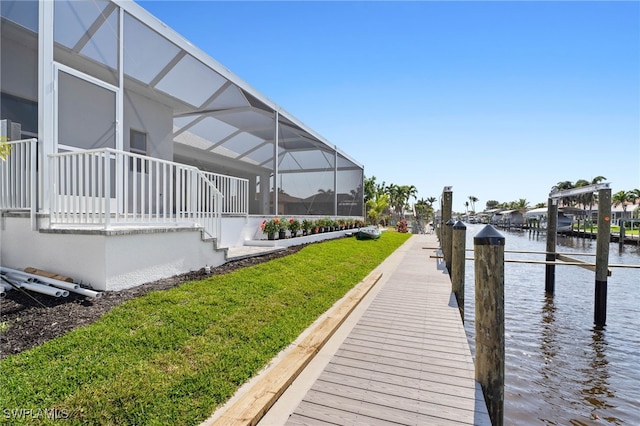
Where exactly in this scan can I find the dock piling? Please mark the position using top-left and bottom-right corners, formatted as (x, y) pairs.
(594, 188), (611, 328)
(545, 198), (558, 294)
(441, 187), (453, 271)
(474, 225), (505, 426)
(452, 220), (466, 321)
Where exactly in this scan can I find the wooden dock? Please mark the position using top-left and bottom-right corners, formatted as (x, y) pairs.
(263, 233), (491, 426)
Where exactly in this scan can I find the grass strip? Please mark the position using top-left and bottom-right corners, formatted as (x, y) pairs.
(0, 232), (410, 425)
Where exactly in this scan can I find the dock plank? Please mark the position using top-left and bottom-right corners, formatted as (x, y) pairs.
(283, 234), (491, 425)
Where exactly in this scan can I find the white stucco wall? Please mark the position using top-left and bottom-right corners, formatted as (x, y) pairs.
(0, 215), (226, 291)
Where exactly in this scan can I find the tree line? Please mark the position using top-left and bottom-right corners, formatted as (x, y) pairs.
(363, 175), (640, 226)
(553, 177), (640, 217)
(364, 176), (437, 226)
(483, 177), (639, 217)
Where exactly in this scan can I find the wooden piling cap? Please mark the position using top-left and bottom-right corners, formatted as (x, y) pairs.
(445, 219), (455, 226)
(453, 220), (466, 230)
(474, 225), (505, 245)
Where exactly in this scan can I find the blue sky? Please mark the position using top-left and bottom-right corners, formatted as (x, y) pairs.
(138, 1), (639, 212)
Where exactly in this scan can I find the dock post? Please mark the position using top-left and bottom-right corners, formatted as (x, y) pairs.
(474, 225), (505, 426)
(619, 221), (625, 251)
(441, 187), (453, 269)
(545, 198), (558, 294)
(445, 219), (454, 272)
(452, 220), (467, 321)
(595, 188), (611, 328)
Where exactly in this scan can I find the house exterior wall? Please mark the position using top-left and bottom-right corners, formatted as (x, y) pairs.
(0, 214), (227, 291)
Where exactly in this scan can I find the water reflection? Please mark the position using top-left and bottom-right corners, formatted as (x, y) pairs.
(578, 329), (618, 423)
(538, 295), (560, 421)
(540, 295), (558, 362)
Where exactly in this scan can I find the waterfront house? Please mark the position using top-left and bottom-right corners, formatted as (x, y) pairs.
(0, 0), (364, 290)
(496, 209), (525, 227)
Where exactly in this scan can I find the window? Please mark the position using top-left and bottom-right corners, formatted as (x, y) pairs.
(129, 129), (147, 173)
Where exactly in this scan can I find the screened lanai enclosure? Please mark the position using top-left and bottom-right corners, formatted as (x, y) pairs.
(1, 0), (364, 233)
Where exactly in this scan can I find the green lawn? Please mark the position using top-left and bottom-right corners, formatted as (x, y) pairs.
(573, 224), (639, 236)
(0, 232), (411, 425)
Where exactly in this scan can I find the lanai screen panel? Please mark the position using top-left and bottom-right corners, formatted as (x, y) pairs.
(1, 1), (39, 135)
(54, 0), (119, 86)
(276, 121), (334, 216)
(337, 153), (364, 217)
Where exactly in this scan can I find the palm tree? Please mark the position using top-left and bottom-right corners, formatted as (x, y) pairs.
(574, 179), (589, 208)
(552, 181), (574, 207)
(464, 201), (469, 216)
(573, 180), (590, 231)
(406, 185), (418, 205)
(630, 189), (640, 218)
(513, 199), (529, 210)
(468, 196), (479, 213)
(386, 184), (402, 221)
(612, 190), (631, 220)
(627, 189), (640, 205)
(415, 198), (434, 226)
(387, 184), (417, 221)
(583, 176), (606, 230)
(366, 193), (390, 226)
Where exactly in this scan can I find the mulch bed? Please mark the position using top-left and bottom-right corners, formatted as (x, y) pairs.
(0, 246), (304, 359)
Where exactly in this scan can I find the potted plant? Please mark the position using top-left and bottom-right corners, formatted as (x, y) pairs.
(277, 216), (288, 239)
(302, 219), (313, 236)
(261, 218), (280, 240)
(288, 218), (301, 237)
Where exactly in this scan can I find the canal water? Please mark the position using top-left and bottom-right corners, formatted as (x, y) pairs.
(460, 224), (640, 425)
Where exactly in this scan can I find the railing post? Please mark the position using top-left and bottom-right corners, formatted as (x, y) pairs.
(452, 220), (467, 321)
(104, 151), (111, 229)
(545, 198), (558, 294)
(474, 225), (505, 426)
(595, 188), (611, 328)
(30, 139), (38, 231)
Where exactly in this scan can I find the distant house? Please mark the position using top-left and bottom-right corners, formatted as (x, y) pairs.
(497, 209), (525, 227)
(584, 201), (640, 225)
(0, 0), (363, 290)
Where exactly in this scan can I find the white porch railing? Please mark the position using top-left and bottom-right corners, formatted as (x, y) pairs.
(48, 148), (247, 240)
(0, 138), (38, 229)
(202, 171), (249, 216)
